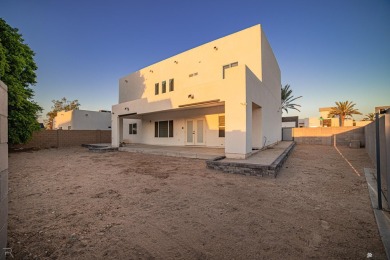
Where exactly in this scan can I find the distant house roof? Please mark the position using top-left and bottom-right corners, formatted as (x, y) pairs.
(375, 106), (390, 114)
(282, 116), (298, 123)
(319, 107), (333, 112)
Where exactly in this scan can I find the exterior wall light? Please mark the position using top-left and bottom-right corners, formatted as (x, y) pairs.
(214, 46), (218, 50)
(174, 61), (178, 64)
(124, 107), (129, 111)
(149, 70), (153, 73)
(188, 94), (194, 99)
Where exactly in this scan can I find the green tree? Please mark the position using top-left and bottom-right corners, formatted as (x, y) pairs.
(45, 97), (80, 129)
(328, 101), (362, 126)
(0, 18), (42, 144)
(363, 113), (375, 121)
(281, 84), (302, 114)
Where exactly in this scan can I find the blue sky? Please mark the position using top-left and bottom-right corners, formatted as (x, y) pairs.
(1, 0), (389, 121)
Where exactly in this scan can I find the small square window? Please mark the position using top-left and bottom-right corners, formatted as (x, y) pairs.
(222, 62), (238, 79)
(129, 123), (137, 135)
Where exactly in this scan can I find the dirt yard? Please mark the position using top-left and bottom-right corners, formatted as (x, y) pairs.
(7, 145), (385, 259)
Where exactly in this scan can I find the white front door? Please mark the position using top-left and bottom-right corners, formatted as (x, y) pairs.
(186, 119), (205, 145)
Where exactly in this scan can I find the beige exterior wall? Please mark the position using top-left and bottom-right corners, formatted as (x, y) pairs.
(10, 130), (111, 149)
(356, 121), (371, 127)
(0, 80), (8, 258)
(112, 25), (281, 158)
(365, 114), (390, 208)
(293, 126), (365, 146)
(54, 110), (111, 130)
(122, 106), (225, 147)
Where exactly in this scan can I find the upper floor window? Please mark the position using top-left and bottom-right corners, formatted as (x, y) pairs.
(222, 62), (238, 79)
(155, 83), (159, 95)
(162, 81), (166, 93)
(169, 79), (174, 92)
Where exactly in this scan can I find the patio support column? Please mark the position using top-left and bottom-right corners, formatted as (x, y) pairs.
(225, 101), (250, 159)
(111, 115), (123, 147)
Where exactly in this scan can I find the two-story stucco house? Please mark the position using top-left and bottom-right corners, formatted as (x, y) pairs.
(112, 24), (281, 159)
(54, 110), (111, 130)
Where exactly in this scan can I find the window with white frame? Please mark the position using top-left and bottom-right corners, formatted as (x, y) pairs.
(154, 120), (173, 138)
(129, 123), (137, 135)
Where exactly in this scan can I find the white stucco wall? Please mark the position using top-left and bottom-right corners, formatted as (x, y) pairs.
(112, 24), (281, 158)
(54, 110), (111, 130)
(118, 25), (262, 104)
(122, 106), (225, 148)
(282, 122), (296, 128)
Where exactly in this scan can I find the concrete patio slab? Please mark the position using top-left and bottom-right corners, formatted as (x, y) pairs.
(222, 141), (293, 165)
(206, 141), (295, 177)
(119, 144), (225, 160)
(115, 141), (295, 178)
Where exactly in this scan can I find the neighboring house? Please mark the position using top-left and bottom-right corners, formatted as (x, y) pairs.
(375, 106), (390, 114)
(54, 110), (111, 130)
(318, 107), (351, 127)
(299, 107), (370, 128)
(282, 116), (298, 128)
(112, 25), (281, 159)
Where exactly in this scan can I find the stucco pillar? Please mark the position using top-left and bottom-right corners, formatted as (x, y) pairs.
(111, 114), (122, 147)
(224, 100), (250, 159)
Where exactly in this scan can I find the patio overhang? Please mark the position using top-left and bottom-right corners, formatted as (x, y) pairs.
(118, 100), (224, 119)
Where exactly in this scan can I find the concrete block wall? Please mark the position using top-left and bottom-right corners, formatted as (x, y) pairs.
(0, 80), (8, 260)
(292, 126), (365, 147)
(10, 130), (111, 149)
(365, 115), (390, 209)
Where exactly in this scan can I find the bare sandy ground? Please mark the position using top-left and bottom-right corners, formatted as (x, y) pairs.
(7, 145), (385, 259)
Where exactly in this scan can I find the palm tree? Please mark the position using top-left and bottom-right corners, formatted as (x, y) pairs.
(328, 101), (362, 126)
(281, 84), (302, 114)
(363, 113), (375, 121)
